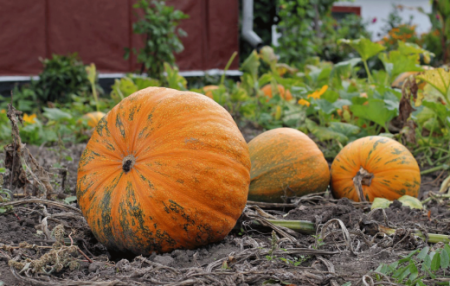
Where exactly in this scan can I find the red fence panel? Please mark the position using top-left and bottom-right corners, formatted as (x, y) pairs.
(0, 0), (46, 75)
(0, 0), (239, 76)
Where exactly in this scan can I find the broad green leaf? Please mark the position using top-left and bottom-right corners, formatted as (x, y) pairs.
(283, 103), (306, 127)
(416, 68), (450, 100)
(164, 63), (187, 90)
(258, 73), (274, 88)
(328, 122), (360, 136)
(338, 37), (386, 61)
(398, 42), (434, 63)
(43, 108), (72, 121)
(444, 245), (450, 260)
(392, 265), (410, 279)
(350, 99), (397, 127)
(422, 101), (449, 121)
(371, 197), (392, 210)
(332, 99), (352, 109)
(387, 261), (399, 274)
(417, 247), (430, 261)
(339, 90), (360, 100)
(322, 89), (340, 102)
(379, 51), (423, 81)
(431, 252), (441, 272)
(133, 77), (160, 90)
(314, 99), (336, 114)
(397, 195), (423, 209)
(241, 50), (260, 81)
(408, 262), (419, 282)
(331, 58), (361, 80)
(441, 248), (450, 269)
(305, 119), (347, 143)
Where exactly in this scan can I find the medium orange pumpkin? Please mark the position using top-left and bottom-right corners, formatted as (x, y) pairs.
(76, 87), (251, 255)
(261, 84), (293, 101)
(330, 136), (420, 202)
(248, 128), (330, 203)
(82, 111), (106, 128)
(202, 85), (219, 98)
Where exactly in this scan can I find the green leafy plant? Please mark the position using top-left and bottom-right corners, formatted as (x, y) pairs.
(372, 246), (450, 285)
(110, 75), (160, 104)
(125, 0), (188, 80)
(33, 53), (90, 103)
(277, 0), (340, 65)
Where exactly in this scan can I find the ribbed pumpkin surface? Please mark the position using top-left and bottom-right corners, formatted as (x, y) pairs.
(76, 87), (251, 255)
(331, 136), (420, 202)
(248, 128), (330, 202)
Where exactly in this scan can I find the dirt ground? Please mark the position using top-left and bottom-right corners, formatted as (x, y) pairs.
(0, 134), (448, 285)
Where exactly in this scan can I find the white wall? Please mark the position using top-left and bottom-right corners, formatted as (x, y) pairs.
(334, 0), (432, 40)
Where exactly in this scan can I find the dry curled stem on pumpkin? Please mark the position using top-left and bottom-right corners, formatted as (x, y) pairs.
(4, 96), (53, 199)
(353, 166), (374, 202)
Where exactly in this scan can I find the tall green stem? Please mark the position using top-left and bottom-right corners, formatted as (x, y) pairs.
(362, 59), (373, 83)
(220, 51), (238, 86)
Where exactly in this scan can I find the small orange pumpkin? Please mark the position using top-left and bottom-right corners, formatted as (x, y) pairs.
(202, 85), (219, 98)
(330, 136), (420, 202)
(261, 84), (293, 101)
(248, 128), (330, 202)
(82, 111), (106, 128)
(77, 87), (251, 255)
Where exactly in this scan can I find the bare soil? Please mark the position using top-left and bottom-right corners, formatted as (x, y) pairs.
(0, 139), (448, 285)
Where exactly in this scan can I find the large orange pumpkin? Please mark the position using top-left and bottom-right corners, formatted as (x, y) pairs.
(248, 128), (330, 203)
(82, 111), (106, 128)
(330, 136), (420, 202)
(261, 84), (293, 101)
(76, 87), (251, 255)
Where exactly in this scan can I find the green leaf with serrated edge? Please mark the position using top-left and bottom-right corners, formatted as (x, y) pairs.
(417, 247), (430, 261)
(338, 37), (386, 61)
(416, 68), (450, 101)
(431, 252), (441, 272)
(350, 99), (397, 127)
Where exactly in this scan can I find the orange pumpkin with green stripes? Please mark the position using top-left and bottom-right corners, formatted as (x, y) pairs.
(330, 136), (420, 202)
(76, 87), (251, 255)
(82, 111), (106, 128)
(248, 128), (330, 202)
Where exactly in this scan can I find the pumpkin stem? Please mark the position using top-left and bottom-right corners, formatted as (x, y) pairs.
(122, 155), (136, 173)
(352, 166), (374, 202)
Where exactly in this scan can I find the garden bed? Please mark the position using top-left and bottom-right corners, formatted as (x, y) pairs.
(0, 136), (447, 286)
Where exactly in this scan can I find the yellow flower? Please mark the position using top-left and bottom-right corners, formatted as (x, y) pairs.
(0, 109), (5, 114)
(307, 85), (328, 99)
(23, 113), (37, 124)
(298, 98), (310, 107)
